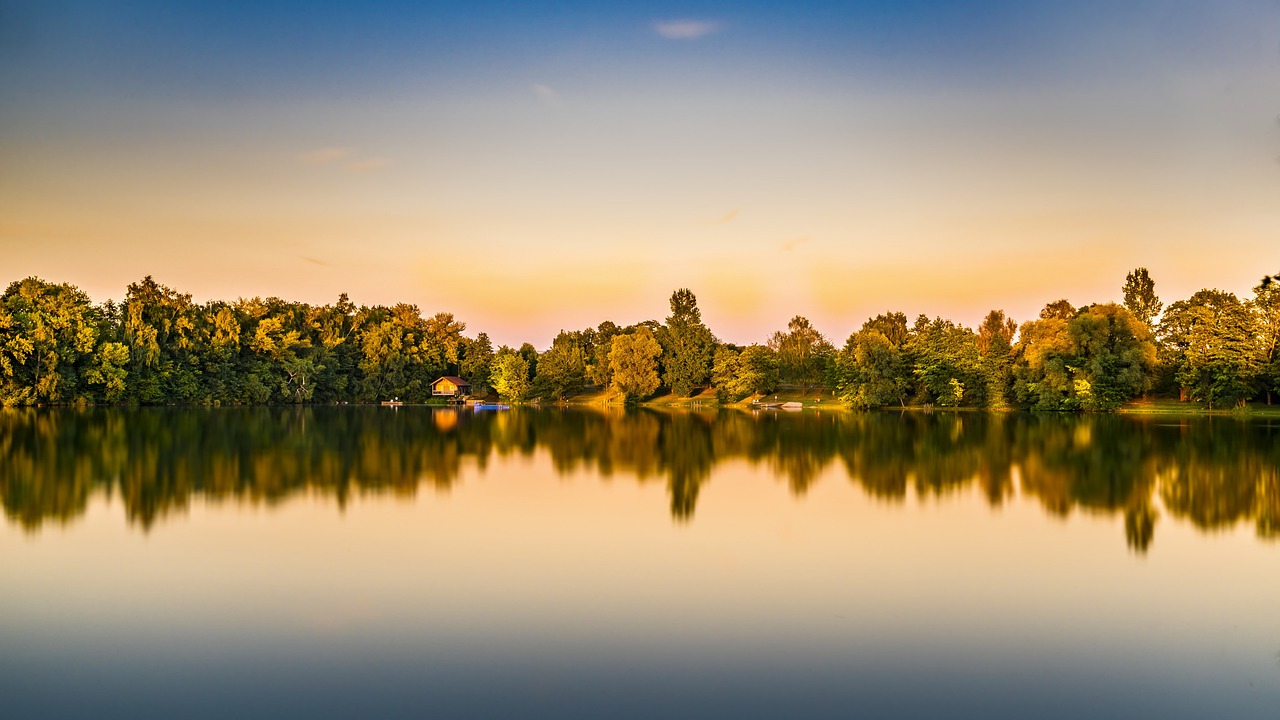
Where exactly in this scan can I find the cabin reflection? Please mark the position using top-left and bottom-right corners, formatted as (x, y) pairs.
(1, 407), (1277, 550)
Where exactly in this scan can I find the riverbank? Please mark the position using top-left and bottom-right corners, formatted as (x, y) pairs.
(553, 388), (1280, 416)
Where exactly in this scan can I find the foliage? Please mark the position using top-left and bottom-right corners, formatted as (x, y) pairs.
(1161, 289), (1263, 409)
(661, 289), (714, 397)
(977, 309), (1017, 408)
(491, 347), (531, 401)
(1013, 303), (1155, 411)
(1, 275), (1273, 412)
(769, 316), (832, 391)
(906, 315), (984, 407)
(609, 327), (662, 402)
(1122, 267), (1162, 331)
(534, 331), (587, 399)
(711, 344), (779, 401)
(835, 313), (911, 409)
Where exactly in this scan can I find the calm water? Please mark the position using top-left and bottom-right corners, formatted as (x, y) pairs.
(2, 406), (1278, 719)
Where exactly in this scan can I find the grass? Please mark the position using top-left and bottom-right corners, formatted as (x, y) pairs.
(1118, 398), (1280, 416)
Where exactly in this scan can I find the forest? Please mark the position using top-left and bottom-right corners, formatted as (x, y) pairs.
(1, 269), (1277, 410)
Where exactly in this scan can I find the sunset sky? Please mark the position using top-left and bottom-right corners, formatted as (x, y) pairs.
(2, 1), (1278, 347)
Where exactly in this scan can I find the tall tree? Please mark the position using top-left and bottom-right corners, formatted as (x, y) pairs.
(661, 289), (714, 396)
(977, 309), (1017, 408)
(458, 332), (495, 395)
(588, 321), (620, 387)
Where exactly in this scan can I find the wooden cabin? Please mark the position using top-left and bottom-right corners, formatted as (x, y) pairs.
(430, 376), (472, 397)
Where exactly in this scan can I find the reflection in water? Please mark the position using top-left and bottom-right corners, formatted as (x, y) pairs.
(2, 407), (1277, 549)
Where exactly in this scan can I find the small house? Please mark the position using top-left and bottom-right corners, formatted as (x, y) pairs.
(431, 376), (472, 397)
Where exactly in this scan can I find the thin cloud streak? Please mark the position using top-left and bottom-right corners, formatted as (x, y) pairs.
(298, 147), (390, 174)
(781, 236), (810, 252)
(715, 209), (739, 224)
(533, 83), (558, 101)
(654, 19), (720, 40)
(298, 147), (354, 165)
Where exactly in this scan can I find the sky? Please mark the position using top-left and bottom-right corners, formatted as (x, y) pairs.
(2, 0), (1278, 347)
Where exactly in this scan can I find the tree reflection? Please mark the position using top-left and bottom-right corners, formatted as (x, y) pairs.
(1, 407), (1277, 550)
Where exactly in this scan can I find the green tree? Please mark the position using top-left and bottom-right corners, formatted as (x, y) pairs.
(458, 332), (495, 395)
(1068, 303), (1157, 410)
(906, 315), (984, 407)
(661, 289), (714, 397)
(736, 345), (779, 397)
(1122, 267), (1163, 331)
(1250, 280), (1280, 404)
(835, 314), (911, 408)
(0, 277), (101, 405)
(1011, 308), (1078, 410)
(588, 321), (620, 387)
(491, 347), (531, 401)
(977, 309), (1017, 408)
(534, 331), (587, 399)
(710, 345), (741, 402)
(609, 327), (662, 402)
(84, 342), (130, 402)
(1161, 289), (1262, 408)
(769, 316), (831, 391)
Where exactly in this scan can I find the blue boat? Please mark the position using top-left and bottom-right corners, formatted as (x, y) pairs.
(472, 402), (510, 411)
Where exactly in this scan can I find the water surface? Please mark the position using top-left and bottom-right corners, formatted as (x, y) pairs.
(2, 407), (1277, 718)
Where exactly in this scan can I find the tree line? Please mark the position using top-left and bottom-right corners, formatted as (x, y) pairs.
(2, 269), (1278, 409)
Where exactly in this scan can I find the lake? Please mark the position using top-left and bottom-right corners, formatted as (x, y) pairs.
(2, 406), (1277, 719)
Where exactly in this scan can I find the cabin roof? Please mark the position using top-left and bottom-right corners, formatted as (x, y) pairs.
(432, 375), (471, 387)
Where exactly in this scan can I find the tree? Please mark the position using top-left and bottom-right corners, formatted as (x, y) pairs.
(977, 309), (1017, 408)
(770, 316), (831, 391)
(1040, 299), (1076, 321)
(122, 276), (204, 403)
(1122, 268), (1163, 331)
(1250, 281), (1280, 404)
(836, 328), (909, 408)
(737, 345), (779, 397)
(491, 347), (531, 401)
(1068, 303), (1157, 410)
(588, 321), (620, 387)
(458, 332), (495, 395)
(1161, 289), (1262, 408)
(1011, 309), (1078, 410)
(609, 327), (662, 402)
(534, 332), (587, 399)
(661, 289), (714, 397)
(710, 346), (741, 402)
(835, 313), (911, 408)
(0, 278), (101, 405)
(906, 315), (984, 407)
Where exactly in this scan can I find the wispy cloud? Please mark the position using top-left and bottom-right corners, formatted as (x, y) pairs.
(533, 83), (558, 102)
(299, 255), (329, 267)
(654, 19), (720, 40)
(298, 147), (390, 174)
(715, 209), (739, 225)
(781, 236), (810, 252)
(298, 147), (354, 166)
